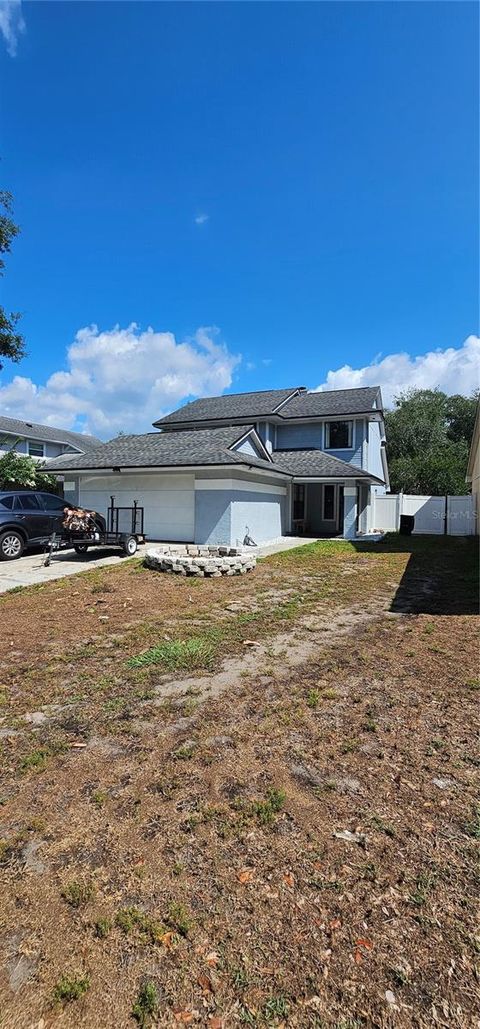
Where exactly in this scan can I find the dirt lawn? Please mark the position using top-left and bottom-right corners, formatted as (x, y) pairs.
(0, 536), (478, 1029)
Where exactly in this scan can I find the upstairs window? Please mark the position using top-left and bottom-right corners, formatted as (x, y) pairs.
(325, 421), (352, 449)
(27, 440), (45, 458)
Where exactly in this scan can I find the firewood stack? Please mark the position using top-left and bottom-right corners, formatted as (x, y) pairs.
(62, 507), (97, 534)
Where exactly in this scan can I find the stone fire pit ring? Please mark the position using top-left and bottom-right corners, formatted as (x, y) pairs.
(145, 544), (256, 577)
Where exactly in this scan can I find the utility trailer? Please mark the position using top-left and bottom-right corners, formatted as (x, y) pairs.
(44, 498), (146, 566)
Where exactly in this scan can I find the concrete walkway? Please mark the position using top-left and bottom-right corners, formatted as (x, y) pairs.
(255, 535), (322, 556)
(0, 535), (325, 595)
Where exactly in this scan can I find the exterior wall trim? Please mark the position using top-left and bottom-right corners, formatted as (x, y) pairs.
(195, 477), (286, 495)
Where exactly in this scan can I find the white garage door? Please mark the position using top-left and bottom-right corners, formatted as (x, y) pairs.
(78, 472), (195, 542)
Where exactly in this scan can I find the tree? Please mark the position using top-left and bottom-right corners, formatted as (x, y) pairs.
(0, 451), (57, 492)
(0, 189), (25, 367)
(385, 388), (478, 495)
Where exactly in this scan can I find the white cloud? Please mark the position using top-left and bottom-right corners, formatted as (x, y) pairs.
(314, 336), (480, 407)
(0, 324), (241, 438)
(0, 0), (25, 56)
(194, 213), (209, 225)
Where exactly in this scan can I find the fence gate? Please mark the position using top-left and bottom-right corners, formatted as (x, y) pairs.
(371, 493), (477, 536)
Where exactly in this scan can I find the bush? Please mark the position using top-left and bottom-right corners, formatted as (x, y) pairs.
(0, 450), (57, 491)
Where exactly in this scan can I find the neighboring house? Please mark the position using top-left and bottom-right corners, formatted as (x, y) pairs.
(0, 415), (102, 461)
(44, 385), (389, 545)
(466, 399), (480, 520)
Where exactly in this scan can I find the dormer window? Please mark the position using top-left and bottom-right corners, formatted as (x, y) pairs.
(325, 421), (353, 449)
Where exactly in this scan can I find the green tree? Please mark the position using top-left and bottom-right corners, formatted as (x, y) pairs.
(385, 388), (478, 495)
(0, 451), (57, 491)
(0, 189), (25, 367)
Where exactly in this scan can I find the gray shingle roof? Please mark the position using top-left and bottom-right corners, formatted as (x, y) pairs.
(272, 448), (384, 482)
(0, 415), (102, 452)
(44, 425), (285, 475)
(154, 385), (382, 427)
(153, 387), (305, 427)
(279, 386), (382, 419)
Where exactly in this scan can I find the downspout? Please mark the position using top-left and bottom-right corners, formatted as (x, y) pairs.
(380, 441), (390, 492)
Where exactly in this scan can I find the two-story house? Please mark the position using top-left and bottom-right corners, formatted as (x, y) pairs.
(0, 415), (102, 461)
(44, 385), (389, 545)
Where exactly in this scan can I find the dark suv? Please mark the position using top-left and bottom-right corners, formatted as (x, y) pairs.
(0, 490), (106, 560)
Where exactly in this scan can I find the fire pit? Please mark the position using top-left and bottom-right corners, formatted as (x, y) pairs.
(145, 544), (256, 577)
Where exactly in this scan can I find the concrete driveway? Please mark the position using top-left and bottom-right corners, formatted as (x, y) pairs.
(0, 543), (149, 594)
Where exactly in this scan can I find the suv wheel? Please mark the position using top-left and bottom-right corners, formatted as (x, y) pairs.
(0, 530), (25, 561)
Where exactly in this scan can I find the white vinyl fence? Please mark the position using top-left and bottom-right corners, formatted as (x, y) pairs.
(370, 493), (477, 536)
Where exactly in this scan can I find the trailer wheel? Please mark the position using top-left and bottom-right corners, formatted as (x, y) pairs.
(123, 535), (138, 556)
(73, 542), (89, 555)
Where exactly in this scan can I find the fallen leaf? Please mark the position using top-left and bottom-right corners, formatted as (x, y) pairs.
(237, 868), (255, 884)
(283, 872), (294, 888)
(206, 951), (219, 967)
(161, 931), (176, 949)
(329, 918), (342, 931)
(198, 973), (214, 995)
(355, 938), (373, 950)
(242, 639), (261, 647)
(209, 1019), (223, 1029)
(69, 742), (87, 749)
(354, 950), (363, 964)
(174, 1013), (194, 1024)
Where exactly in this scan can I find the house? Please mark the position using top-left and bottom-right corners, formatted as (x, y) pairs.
(0, 415), (102, 461)
(466, 398), (480, 520)
(44, 385), (389, 545)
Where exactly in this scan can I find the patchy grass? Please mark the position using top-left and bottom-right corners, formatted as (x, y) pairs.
(128, 632), (221, 671)
(61, 879), (95, 908)
(252, 787), (286, 826)
(20, 746), (53, 773)
(52, 973), (90, 1004)
(93, 918), (111, 939)
(0, 535), (478, 1027)
(132, 981), (159, 1027)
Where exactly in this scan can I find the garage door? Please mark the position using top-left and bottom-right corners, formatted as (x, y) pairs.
(78, 472), (195, 542)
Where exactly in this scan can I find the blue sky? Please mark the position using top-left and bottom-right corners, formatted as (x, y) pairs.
(0, 0), (478, 436)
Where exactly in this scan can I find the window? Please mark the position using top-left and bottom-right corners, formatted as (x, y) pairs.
(27, 440), (45, 458)
(17, 494), (41, 510)
(325, 421), (352, 449)
(323, 484), (335, 521)
(0, 495), (15, 509)
(293, 484), (306, 521)
(41, 493), (67, 511)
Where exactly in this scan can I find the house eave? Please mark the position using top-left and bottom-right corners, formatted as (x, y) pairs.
(154, 409), (381, 431)
(48, 461), (292, 479)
